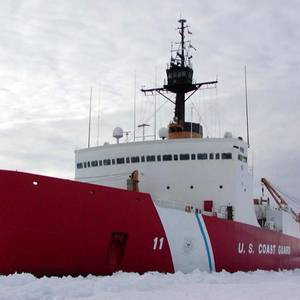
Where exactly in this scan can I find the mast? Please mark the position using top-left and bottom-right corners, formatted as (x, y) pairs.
(133, 71), (137, 142)
(141, 19), (217, 139)
(244, 65), (250, 147)
(88, 87), (92, 148)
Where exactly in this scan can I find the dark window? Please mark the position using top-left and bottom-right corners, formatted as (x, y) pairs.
(84, 162), (87, 168)
(103, 159), (111, 166)
(146, 155), (155, 162)
(112, 159), (116, 165)
(141, 156), (145, 162)
(117, 158), (124, 164)
(77, 163), (83, 169)
(157, 155), (161, 161)
(99, 160), (103, 166)
(243, 156), (247, 163)
(180, 154), (190, 160)
(240, 147), (245, 153)
(197, 153), (208, 160)
(191, 154), (196, 160)
(126, 157), (130, 163)
(87, 161), (91, 167)
(91, 160), (98, 167)
(209, 153), (214, 160)
(215, 153), (220, 160)
(163, 154), (172, 161)
(222, 153), (232, 160)
(174, 154), (178, 161)
(238, 154), (243, 161)
(131, 156), (140, 163)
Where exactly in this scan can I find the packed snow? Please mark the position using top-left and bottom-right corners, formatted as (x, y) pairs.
(0, 270), (299, 300)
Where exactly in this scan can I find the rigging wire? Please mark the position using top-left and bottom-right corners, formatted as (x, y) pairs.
(75, 171), (130, 181)
(190, 100), (209, 135)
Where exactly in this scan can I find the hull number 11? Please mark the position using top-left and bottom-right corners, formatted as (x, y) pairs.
(153, 237), (164, 250)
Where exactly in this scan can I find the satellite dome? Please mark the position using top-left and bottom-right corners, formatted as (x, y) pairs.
(158, 127), (168, 139)
(113, 127), (123, 143)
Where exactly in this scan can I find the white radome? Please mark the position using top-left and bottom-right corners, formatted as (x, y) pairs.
(113, 127), (124, 139)
(113, 127), (123, 144)
(159, 127), (168, 139)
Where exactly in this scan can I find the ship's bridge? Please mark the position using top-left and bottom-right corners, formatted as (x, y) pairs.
(75, 136), (256, 226)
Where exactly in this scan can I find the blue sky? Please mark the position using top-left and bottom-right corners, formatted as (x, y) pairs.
(0, 0), (299, 205)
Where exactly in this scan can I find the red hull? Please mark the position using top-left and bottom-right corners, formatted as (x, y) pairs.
(0, 170), (299, 276)
(0, 170), (174, 276)
(204, 216), (300, 272)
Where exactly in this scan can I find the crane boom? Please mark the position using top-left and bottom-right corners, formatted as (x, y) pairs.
(261, 178), (300, 222)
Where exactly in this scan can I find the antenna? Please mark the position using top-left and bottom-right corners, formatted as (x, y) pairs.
(124, 131), (131, 143)
(97, 84), (101, 146)
(133, 71), (137, 142)
(88, 87), (92, 148)
(244, 65), (250, 147)
(138, 123), (150, 141)
(154, 67), (157, 140)
(190, 105), (193, 138)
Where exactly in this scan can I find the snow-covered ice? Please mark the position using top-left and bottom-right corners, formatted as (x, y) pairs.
(0, 269), (299, 300)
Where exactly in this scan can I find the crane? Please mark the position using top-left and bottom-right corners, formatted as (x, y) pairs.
(261, 178), (300, 223)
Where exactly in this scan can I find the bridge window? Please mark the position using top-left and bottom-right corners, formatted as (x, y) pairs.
(146, 155), (155, 162)
(174, 154), (178, 161)
(157, 155), (161, 161)
(126, 157), (130, 163)
(131, 156), (140, 163)
(197, 153), (207, 160)
(84, 162), (87, 168)
(99, 160), (103, 166)
(209, 153), (214, 160)
(191, 154), (196, 160)
(163, 154), (172, 161)
(215, 153), (220, 160)
(112, 159), (115, 165)
(117, 158), (124, 164)
(77, 163), (83, 169)
(87, 161), (91, 167)
(222, 153), (232, 159)
(91, 160), (98, 167)
(180, 154), (190, 160)
(103, 159), (111, 166)
(141, 156), (145, 162)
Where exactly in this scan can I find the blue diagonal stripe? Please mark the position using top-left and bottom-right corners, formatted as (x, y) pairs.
(195, 213), (213, 272)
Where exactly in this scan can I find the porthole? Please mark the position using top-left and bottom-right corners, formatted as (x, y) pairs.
(190, 185), (194, 189)
(219, 185), (223, 189)
(166, 186), (170, 190)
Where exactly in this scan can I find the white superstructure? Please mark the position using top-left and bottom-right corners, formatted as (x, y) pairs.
(75, 135), (259, 227)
